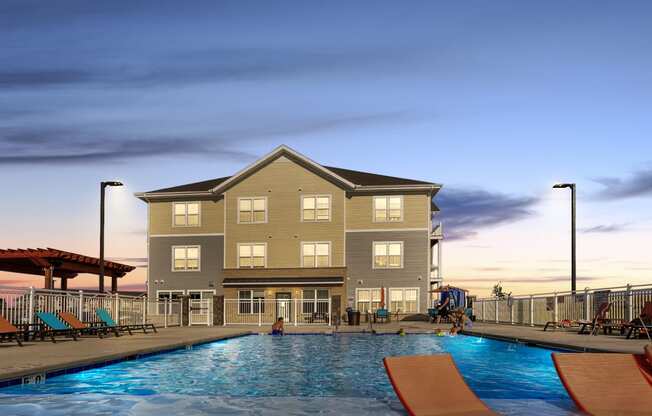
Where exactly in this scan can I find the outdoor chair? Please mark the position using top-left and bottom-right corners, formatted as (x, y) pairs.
(383, 355), (497, 416)
(0, 315), (23, 347)
(58, 311), (118, 338)
(375, 308), (389, 323)
(624, 302), (652, 340)
(95, 308), (157, 334)
(35, 312), (79, 343)
(544, 302), (612, 335)
(552, 352), (652, 415)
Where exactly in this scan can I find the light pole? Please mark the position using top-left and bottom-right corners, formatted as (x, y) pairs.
(553, 183), (576, 292)
(100, 181), (123, 292)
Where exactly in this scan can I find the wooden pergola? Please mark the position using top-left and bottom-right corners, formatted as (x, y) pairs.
(0, 248), (135, 292)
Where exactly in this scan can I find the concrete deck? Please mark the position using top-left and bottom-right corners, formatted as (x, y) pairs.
(465, 322), (650, 354)
(1, 321), (648, 384)
(0, 327), (252, 383)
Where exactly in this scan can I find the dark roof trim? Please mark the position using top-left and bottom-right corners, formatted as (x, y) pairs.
(135, 145), (441, 201)
(223, 277), (344, 286)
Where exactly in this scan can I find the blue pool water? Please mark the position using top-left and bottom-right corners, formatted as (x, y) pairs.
(0, 334), (578, 415)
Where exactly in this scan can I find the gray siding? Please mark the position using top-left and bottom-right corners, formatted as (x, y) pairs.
(148, 235), (224, 298)
(345, 230), (429, 312)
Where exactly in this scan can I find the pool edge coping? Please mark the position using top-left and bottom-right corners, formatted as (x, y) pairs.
(0, 331), (254, 388)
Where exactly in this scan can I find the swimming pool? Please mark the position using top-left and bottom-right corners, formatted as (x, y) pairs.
(0, 334), (579, 415)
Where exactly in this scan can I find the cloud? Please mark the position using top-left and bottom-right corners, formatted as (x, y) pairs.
(593, 167), (652, 200)
(449, 276), (595, 284)
(0, 112), (409, 165)
(0, 47), (417, 89)
(434, 188), (539, 241)
(107, 257), (148, 263)
(580, 223), (628, 233)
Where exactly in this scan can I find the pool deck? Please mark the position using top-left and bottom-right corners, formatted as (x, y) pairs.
(464, 322), (650, 354)
(1, 321), (649, 384)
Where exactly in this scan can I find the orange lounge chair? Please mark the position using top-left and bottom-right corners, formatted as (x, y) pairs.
(58, 311), (118, 338)
(383, 355), (497, 416)
(552, 353), (652, 415)
(0, 315), (23, 346)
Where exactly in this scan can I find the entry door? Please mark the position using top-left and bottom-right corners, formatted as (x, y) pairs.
(276, 292), (292, 322)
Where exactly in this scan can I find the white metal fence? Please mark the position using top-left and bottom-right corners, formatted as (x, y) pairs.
(224, 298), (331, 326)
(0, 285), (149, 327)
(472, 283), (652, 326)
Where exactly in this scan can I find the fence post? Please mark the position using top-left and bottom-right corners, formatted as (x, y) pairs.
(180, 299), (185, 327)
(626, 284), (633, 322)
(28, 287), (35, 326)
(78, 290), (84, 321)
(142, 296), (147, 326)
(510, 299), (514, 325)
(494, 298), (499, 323)
(115, 293), (121, 325)
(294, 298), (298, 327)
(529, 295), (534, 327)
(553, 293), (558, 325)
(585, 289), (591, 321)
(223, 297), (227, 326)
(164, 299), (168, 328)
(328, 297), (332, 327)
(481, 300), (485, 322)
(258, 298), (262, 327)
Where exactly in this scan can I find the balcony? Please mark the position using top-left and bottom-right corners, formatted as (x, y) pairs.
(222, 267), (347, 287)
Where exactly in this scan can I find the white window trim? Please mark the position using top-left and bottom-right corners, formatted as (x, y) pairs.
(187, 289), (217, 299)
(372, 241), (404, 269)
(237, 196), (268, 224)
(238, 289), (266, 315)
(300, 194), (332, 222)
(237, 242), (268, 268)
(171, 245), (201, 272)
(156, 290), (185, 299)
(172, 201), (202, 228)
(355, 288), (384, 313)
(387, 287), (420, 313)
(300, 241), (332, 268)
(372, 195), (404, 223)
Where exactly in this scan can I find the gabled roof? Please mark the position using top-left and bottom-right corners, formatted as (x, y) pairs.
(135, 145), (440, 200)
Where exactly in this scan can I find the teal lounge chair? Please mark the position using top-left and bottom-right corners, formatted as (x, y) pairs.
(376, 308), (389, 323)
(96, 308), (157, 334)
(36, 312), (79, 343)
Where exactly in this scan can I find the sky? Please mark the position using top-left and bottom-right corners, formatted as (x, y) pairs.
(1, 1), (651, 296)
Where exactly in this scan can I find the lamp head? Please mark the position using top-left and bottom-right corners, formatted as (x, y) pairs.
(102, 181), (123, 187)
(553, 183), (574, 189)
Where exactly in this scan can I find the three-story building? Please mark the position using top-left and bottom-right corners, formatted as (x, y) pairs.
(135, 145), (442, 322)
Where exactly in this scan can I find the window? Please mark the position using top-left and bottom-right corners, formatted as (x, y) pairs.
(238, 243), (266, 268)
(373, 196), (403, 222)
(373, 242), (403, 269)
(172, 246), (200, 271)
(302, 195), (330, 221)
(302, 289), (330, 314)
(238, 290), (265, 314)
(173, 202), (200, 226)
(356, 288), (382, 313)
(238, 197), (267, 223)
(389, 288), (419, 313)
(302, 242), (330, 267)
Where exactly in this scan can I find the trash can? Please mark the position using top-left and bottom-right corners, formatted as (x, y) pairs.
(347, 309), (361, 325)
(350, 310), (360, 326)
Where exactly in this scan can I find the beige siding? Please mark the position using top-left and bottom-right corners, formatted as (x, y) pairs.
(225, 156), (345, 268)
(345, 194), (429, 230)
(149, 200), (224, 235)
